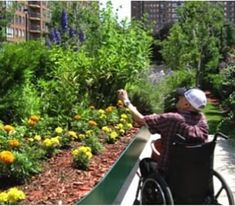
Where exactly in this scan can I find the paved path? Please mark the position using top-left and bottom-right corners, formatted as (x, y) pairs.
(118, 134), (235, 205)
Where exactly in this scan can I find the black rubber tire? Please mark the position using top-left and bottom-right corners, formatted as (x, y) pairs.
(213, 170), (235, 205)
(140, 173), (174, 205)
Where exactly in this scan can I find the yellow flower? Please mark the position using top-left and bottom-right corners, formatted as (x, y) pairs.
(72, 149), (79, 156)
(110, 131), (118, 139)
(121, 114), (128, 119)
(105, 106), (113, 113)
(55, 127), (63, 134)
(88, 120), (97, 127)
(8, 139), (20, 147)
(119, 129), (125, 135)
(85, 151), (92, 160)
(0, 151), (15, 164)
(0, 192), (8, 203)
(43, 138), (52, 147)
(3, 125), (15, 133)
(51, 137), (60, 146)
(127, 123), (133, 129)
(99, 114), (107, 119)
(98, 109), (105, 114)
(117, 100), (124, 108)
(7, 187), (26, 203)
(74, 114), (81, 120)
(115, 123), (124, 130)
(34, 135), (41, 141)
(102, 126), (111, 133)
(78, 134), (86, 140)
(67, 131), (78, 139)
(85, 130), (93, 137)
(120, 118), (127, 123)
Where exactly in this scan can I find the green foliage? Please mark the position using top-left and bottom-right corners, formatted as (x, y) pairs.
(0, 41), (50, 123)
(84, 136), (104, 155)
(0, 149), (41, 183)
(72, 146), (92, 170)
(126, 70), (194, 114)
(160, 2), (225, 87)
(202, 103), (224, 134)
(82, 2), (153, 107)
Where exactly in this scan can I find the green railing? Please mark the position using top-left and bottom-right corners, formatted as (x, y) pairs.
(77, 127), (150, 205)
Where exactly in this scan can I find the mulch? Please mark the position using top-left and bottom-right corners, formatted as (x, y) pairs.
(17, 127), (139, 205)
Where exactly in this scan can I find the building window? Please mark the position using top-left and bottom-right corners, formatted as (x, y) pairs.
(6, 27), (14, 38)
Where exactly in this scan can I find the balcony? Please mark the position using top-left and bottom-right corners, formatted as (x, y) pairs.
(28, 1), (41, 8)
(29, 11), (41, 20)
(29, 24), (41, 33)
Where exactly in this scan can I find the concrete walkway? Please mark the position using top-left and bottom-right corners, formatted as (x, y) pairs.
(116, 134), (235, 205)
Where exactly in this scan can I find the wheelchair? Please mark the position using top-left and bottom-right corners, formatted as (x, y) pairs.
(133, 132), (235, 205)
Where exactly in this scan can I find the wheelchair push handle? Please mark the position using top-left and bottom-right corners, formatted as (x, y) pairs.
(213, 132), (229, 142)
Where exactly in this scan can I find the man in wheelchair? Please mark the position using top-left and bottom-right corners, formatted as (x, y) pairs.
(118, 87), (208, 173)
(118, 88), (234, 204)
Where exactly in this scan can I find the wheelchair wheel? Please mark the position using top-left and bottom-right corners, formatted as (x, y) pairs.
(140, 173), (174, 205)
(213, 170), (234, 205)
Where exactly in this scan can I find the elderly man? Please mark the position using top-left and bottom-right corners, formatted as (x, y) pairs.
(118, 88), (208, 173)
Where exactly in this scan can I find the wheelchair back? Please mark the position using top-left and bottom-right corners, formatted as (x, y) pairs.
(165, 138), (215, 204)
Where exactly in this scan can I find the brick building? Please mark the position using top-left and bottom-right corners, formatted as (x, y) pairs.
(131, 1), (235, 34)
(5, 1), (50, 42)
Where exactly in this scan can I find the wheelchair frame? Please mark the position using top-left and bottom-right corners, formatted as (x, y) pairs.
(134, 132), (235, 205)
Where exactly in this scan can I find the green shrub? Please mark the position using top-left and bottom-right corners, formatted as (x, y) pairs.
(0, 41), (50, 123)
(126, 69), (195, 114)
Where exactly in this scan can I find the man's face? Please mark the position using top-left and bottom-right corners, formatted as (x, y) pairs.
(176, 96), (189, 110)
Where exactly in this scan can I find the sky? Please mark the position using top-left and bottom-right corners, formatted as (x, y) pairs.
(99, 0), (131, 22)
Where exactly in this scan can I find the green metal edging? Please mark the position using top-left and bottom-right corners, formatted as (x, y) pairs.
(76, 127), (150, 205)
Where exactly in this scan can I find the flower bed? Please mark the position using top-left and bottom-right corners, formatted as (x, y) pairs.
(0, 101), (137, 204)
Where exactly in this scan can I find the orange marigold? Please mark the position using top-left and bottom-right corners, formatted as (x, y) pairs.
(74, 114), (81, 120)
(88, 120), (97, 127)
(27, 119), (37, 126)
(0, 151), (15, 164)
(105, 106), (113, 113)
(117, 100), (124, 108)
(30, 115), (40, 122)
(8, 139), (20, 147)
(3, 125), (15, 133)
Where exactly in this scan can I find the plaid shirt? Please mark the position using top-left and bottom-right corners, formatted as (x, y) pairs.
(144, 110), (208, 172)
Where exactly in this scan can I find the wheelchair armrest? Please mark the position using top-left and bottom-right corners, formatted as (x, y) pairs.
(172, 134), (187, 145)
(213, 132), (228, 142)
(151, 140), (160, 156)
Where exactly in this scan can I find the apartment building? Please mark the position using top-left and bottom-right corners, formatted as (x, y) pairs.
(131, 1), (235, 34)
(224, 1), (235, 24)
(131, 1), (183, 33)
(6, 1), (50, 42)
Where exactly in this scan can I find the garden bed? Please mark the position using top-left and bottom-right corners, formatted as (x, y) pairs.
(12, 128), (139, 205)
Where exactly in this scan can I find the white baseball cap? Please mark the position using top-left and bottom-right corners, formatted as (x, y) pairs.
(184, 88), (207, 110)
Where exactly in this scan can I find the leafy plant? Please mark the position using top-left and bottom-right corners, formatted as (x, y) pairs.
(84, 136), (104, 155)
(72, 146), (92, 170)
(0, 187), (26, 205)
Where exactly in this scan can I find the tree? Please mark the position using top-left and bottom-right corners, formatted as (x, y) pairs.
(160, 2), (225, 88)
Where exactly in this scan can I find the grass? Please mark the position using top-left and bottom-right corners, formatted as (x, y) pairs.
(203, 103), (223, 134)
(203, 103), (235, 138)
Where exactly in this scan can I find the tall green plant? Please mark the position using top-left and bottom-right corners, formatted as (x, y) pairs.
(83, 2), (153, 107)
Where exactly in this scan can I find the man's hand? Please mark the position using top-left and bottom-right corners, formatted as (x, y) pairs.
(117, 89), (129, 102)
